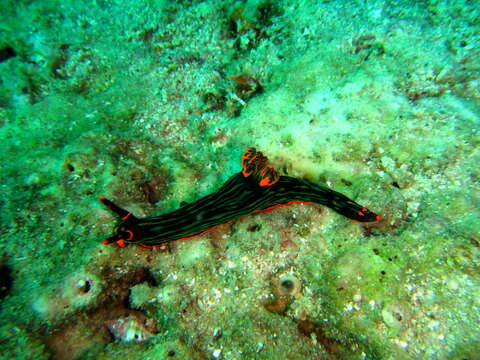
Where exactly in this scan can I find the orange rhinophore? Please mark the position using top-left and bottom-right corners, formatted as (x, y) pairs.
(241, 147), (279, 186)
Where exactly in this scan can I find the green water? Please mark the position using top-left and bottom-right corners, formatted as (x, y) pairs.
(0, 0), (478, 359)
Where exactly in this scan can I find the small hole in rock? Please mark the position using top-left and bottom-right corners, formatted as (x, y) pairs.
(65, 163), (75, 172)
(77, 279), (91, 293)
(281, 279), (294, 290)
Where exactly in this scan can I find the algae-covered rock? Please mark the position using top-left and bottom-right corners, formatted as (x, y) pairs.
(1, 0), (479, 359)
(32, 270), (102, 320)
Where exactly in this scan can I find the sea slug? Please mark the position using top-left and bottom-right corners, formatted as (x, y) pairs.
(99, 148), (379, 247)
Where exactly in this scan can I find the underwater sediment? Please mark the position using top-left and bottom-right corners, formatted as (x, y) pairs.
(0, 0), (478, 359)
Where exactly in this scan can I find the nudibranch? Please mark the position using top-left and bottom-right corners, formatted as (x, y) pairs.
(99, 148), (379, 248)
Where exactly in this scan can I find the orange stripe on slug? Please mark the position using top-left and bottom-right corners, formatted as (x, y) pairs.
(255, 200), (314, 213)
(122, 212), (132, 220)
(139, 221), (233, 248)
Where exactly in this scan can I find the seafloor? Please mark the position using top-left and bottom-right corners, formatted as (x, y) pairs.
(0, 1), (478, 359)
